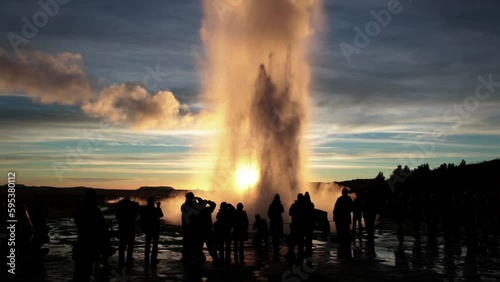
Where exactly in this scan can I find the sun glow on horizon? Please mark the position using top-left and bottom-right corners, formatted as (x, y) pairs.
(234, 163), (260, 191)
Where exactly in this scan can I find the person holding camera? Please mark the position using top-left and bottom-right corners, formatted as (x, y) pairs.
(193, 197), (218, 264)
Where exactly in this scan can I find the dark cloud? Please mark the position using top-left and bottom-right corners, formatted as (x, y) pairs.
(0, 48), (94, 104)
(307, 0), (500, 133)
(0, 48), (197, 130)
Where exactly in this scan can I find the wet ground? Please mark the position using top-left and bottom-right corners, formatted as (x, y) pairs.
(11, 212), (500, 282)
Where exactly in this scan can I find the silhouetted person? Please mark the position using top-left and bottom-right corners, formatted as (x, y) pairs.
(30, 201), (50, 260)
(333, 188), (353, 256)
(16, 205), (33, 265)
(141, 197), (163, 266)
(268, 193), (284, 261)
(19, 202), (55, 272)
(464, 243), (479, 280)
(116, 198), (139, 267)
(363, 188), (379, 246)
(303, 192), (315, 257)
(181, 192), (197, 264)
(99, 219), (115, 268)
(392, 191), (408, 243)
(411, 237), (424, 268)
(193, 197), (218, 263)
(423, 192), (438, 238)
(287, 193), (307, 262)
(314, 209), (331, 241)
(462, 189), (478, 247)
(407, 193), (422, 239)
(214, 202), (234, 264)
(425, 232), (439, 268)
(475, 191), (489, 251)
(351, 193), (363, 241)
(443, 235), (459, 282)
(486, 190), (500, 248)
(443, 193), (461, 242)
(73, 190), (108, 282)
(252, 214), (269, 251)
(232, 203), (249, 262)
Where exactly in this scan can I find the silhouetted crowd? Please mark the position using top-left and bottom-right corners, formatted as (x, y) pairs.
(2, 186), (499, 282)
(180, 191), (334, 267)
(72, 190), (163, 282)
(0, 197), (50, 277)
(181, 192), (251, 265)
(390, 188), (500, 249)
(330, 186), (500, 260)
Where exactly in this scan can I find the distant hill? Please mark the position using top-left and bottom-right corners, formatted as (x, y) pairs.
(4, 159), (499, 197)
(0, 184), (182, 212)
(336, 178), (382, 194)
(137, 186), (174, 191)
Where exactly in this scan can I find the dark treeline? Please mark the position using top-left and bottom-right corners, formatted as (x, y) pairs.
(339, 159), (500, 246)
(338, 158), (500, 214)
(388, 158), (500, 197)
(387, 159), (500, 242)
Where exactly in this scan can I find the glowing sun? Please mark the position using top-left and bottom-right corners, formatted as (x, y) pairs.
(234, 164), (260, 191)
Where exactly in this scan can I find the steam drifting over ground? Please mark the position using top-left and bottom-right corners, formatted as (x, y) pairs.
(160, 182), (345, 232)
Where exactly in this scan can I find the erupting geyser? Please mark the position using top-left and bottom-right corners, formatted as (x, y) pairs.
(199, 0), (322, 211)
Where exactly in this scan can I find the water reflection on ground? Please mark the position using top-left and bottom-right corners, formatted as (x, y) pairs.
(20, 217), (500, 282)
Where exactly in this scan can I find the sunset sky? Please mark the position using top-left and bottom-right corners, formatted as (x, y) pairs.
(1, 0), (499, 190)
